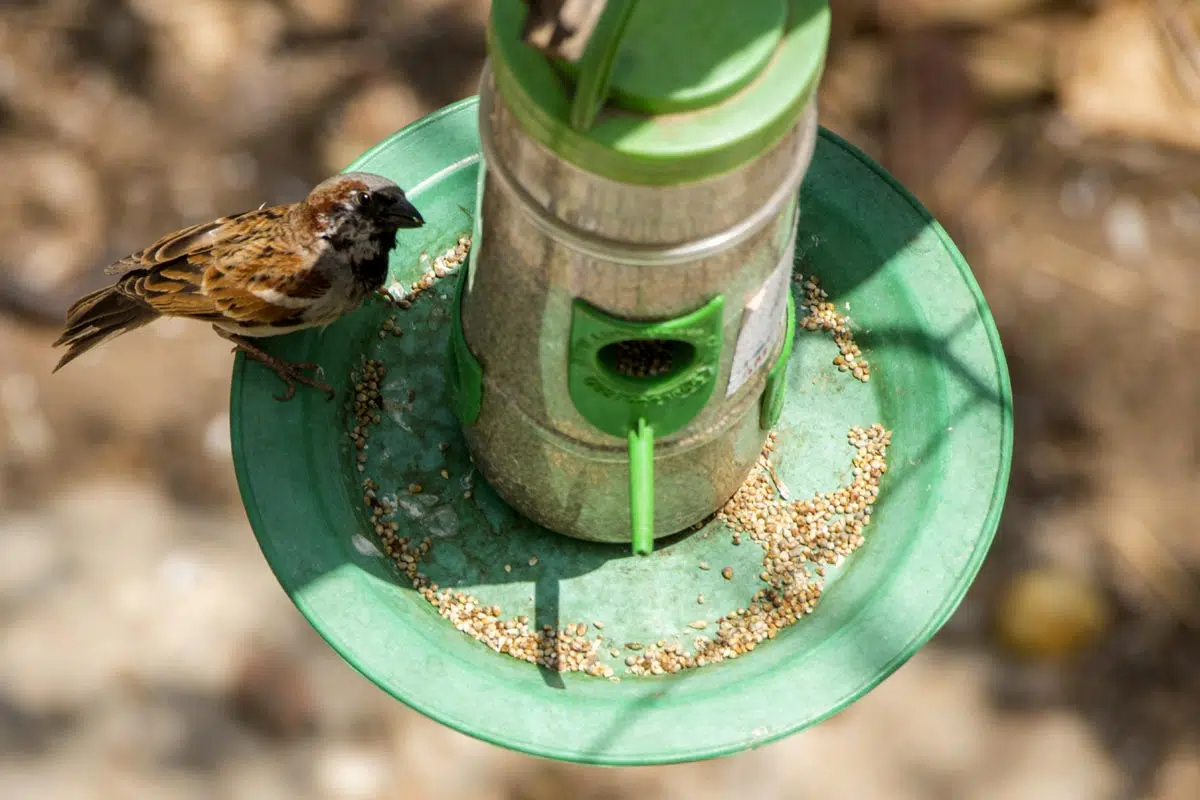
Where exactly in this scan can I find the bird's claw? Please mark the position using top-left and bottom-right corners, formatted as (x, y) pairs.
(266, 360), (333, 403)
(229, 336), (334, 402)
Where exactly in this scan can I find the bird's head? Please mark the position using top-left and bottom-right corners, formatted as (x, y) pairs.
(304, 171), (425, 244)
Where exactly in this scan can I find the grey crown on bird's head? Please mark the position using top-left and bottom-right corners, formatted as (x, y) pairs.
(309, 171), (425, 232)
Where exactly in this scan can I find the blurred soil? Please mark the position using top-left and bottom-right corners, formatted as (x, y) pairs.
(0, 1), (1197, 798)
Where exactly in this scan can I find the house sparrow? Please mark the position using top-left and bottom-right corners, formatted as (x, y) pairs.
(52, 172), (424, 400)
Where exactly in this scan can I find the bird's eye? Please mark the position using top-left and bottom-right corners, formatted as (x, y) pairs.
(356, 191), (372, 207)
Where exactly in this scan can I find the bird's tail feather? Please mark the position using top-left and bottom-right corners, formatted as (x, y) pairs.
(52, 283), (157, 372)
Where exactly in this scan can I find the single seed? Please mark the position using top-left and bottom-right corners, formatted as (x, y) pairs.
(699, 561), (711, 571)
(528, 556), (538, 566)
(722, 567), (734, 580)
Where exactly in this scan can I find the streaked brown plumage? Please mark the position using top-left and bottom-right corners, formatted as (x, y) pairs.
(53, 171), (424, 400)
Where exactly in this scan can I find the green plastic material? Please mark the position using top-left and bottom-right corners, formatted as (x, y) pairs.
(567, 0), (639, 132)
(229, 97), (1013, 765)
(489, 0), (831, 184)
(567, 295), (724, 439)
(760, 290), (797, 430)
(628, 418), (655, 556)
(560, 0), (787, 117)
(566, 294), (726, 557)
(446, 264), (483, 425)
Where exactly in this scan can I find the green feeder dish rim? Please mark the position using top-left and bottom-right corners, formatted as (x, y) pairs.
(229, 96), (1014, 767)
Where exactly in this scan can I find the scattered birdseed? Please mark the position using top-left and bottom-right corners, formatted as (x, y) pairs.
(393, 234), (472, 306)
(357, 474), (611, 675)
(623, 426), (891, 677)
(408, 483), (422, 495)
(351, 249), (887, 683)
(797, 275), (871, 382)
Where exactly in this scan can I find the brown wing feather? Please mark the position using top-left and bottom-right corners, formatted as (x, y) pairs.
(106, 204), (328, 330)
(278, 267), (333, 299)
(103, 206), (289, 276)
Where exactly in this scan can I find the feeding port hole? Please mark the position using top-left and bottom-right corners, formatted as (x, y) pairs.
(598, 339), (695, 380)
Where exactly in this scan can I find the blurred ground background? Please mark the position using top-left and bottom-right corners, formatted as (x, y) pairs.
(0, 0), (1198, 797)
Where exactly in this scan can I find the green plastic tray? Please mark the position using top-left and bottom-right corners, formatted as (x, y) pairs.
(229, 97), (1012, 765)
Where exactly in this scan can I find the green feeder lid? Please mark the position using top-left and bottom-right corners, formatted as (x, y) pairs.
(558, 0), (787, 114)
(229, 98), (1014, 765)
(489, 0), (831, 184)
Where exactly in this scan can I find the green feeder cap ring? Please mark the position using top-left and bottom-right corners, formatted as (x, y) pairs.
(229, 97), (1013, 766)
(557, 0), (787, 115)
(489, 0), (831, 184)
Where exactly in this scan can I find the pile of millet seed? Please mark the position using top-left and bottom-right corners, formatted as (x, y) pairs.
(797, 274), (871, 382)
(622, 425), (892, 676)
(389, 234), (472, 308)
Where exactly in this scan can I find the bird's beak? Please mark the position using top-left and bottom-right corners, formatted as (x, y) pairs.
(388, 196), (425, 228)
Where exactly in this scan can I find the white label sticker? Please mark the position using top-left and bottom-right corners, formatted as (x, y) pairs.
(726, 239), (795, 398)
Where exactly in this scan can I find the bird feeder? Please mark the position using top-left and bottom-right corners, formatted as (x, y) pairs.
(230, 0), (1012, 766)
(453, 0), (821, 554)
